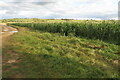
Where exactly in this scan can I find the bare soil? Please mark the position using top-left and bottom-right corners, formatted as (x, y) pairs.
(0, 23), (23, 78)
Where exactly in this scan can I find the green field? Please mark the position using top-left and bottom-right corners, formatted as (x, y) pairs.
(9, 20), (120, 45)
(2, 19), (120, 78)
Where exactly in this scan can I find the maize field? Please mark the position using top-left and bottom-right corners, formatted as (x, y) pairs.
(9, 20), (120, 45)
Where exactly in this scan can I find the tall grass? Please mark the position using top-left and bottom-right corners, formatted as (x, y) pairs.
(9, 20), (120, 44)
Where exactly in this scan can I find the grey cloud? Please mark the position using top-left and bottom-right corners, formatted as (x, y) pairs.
(0, 0), (118, 20)
(32, 2), (55, 5)
(82, 13), (118, 20)
(3, 0), (55, 2)
(7, 2), (55, 5)
(5, 10), (18, 15)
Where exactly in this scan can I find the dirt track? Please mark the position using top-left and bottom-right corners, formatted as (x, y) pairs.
(0, 23), (22, 78)
(0, 23), (18, 46)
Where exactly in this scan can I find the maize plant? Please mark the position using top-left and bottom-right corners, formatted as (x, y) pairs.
(9, 20), (120, 45)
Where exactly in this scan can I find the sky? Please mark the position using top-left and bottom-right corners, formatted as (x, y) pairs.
(0, 0), (119, 20)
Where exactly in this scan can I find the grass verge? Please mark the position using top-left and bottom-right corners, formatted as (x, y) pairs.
(3, 27), (120, 78)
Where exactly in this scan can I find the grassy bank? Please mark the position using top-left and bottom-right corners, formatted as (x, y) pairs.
(3, 27), (119, 78)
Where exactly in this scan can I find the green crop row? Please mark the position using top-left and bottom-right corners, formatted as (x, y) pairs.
(9, 20), (120, 45)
